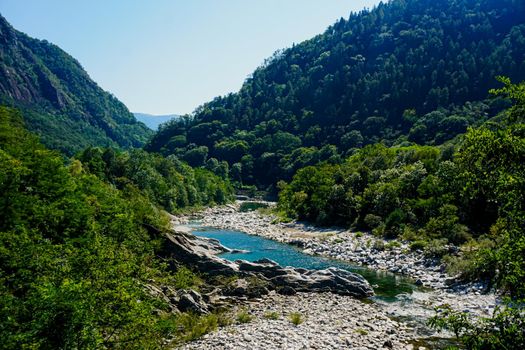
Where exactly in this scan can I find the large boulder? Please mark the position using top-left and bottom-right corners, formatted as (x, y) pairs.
(162, 231), (239, 276)
(223, 278), (270, 299)
(240, 260), (374, 298)
(176, 290), (210, 314)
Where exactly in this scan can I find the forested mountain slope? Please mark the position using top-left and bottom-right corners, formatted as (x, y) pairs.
(0, 14), (152, 155)
(0, 106), (233, 347)
(146, 0), (525, 190)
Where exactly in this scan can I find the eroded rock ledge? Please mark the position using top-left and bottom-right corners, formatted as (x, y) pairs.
(161, 230), (374, 299)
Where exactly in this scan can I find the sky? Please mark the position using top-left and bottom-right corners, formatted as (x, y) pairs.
(0, 0), (380, 115)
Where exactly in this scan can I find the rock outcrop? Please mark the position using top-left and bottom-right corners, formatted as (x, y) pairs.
(162, 230), (374, 299)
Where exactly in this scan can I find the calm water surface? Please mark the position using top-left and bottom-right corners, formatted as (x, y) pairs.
(191, 225), (418, 302)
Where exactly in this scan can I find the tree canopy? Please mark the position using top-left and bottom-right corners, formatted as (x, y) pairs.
(146, 0), (525, 190)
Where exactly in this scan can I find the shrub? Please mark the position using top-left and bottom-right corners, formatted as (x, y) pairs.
(443, 238), (497, 281)
(384, 208), (408, 238)
(410, 240), (427, 251)
(263, 311), (280, 320)
(289, 312), (304, 326)
(401, 226), (419, 241)
(372, 240), (385, 251)
(236, 310), (253, 324)
(364, 214), (383, 229)
(428, 301), (525, 349)
(385, 241), (402, 250)
(355, 328), (368, 335)
(173, 267), (202, 290)
(424, 238), (449, 258)
(240, 201), (269, 212)
(176, 313), (219, 342)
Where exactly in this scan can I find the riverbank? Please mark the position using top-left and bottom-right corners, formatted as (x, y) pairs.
(175, 203), (497, 319)
(181, 291), (419, 350)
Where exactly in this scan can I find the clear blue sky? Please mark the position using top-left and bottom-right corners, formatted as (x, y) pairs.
(1, 0), (380, 115)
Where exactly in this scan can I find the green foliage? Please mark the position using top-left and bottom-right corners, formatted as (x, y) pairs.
(236, 310), (253, 324)
(0, 106), (231, 348)
(288, 312), (304, 326)
(428, 302), (525, 350)
(0, 16), (152, 155)
(263, 311), (280, 320)
(146, 0), (525, 190)
(423, 238), (449, 258)
(173, 267), (203, 290)
(355, 328), (368, 336)
(239, 201), (269, 212)
(372, 240), (385, 251)
(0, 107), (175, 348)
(76, 146), (234, 212)
(279, 143), (452, 234)
(175, 313), (219, 342)
(410, 240), (427, 251)
(278, 79), (525, 299)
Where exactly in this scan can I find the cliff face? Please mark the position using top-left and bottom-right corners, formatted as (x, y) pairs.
(0, 14), (152, 154)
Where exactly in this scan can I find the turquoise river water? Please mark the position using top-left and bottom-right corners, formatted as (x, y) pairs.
(192, 225), (419, 302)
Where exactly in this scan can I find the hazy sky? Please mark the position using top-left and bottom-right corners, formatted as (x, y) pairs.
(1, 0), (380, 115)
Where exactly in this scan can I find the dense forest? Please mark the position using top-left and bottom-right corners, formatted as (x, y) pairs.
(0, 106), (233, 348)
(0, 15), (152, 155)
(279, 77), (525, 299)
(146, 0), (525, 191)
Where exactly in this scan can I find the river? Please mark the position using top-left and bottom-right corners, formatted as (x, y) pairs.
(191, 224), (420, 303)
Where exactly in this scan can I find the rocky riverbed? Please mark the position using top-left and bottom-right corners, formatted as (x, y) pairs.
(181, 292), (420, 350)
(175, 203), (498, 319)
(172, 203), (500, 349)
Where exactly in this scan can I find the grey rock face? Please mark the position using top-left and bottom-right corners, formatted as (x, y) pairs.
(223, 278), (270, 299)
(162, 231), (239, 276)
(177, 290), (210, 314)
(163, 230), (374, 298)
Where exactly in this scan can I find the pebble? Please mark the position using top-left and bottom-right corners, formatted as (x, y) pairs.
(180, 292), (415, 350)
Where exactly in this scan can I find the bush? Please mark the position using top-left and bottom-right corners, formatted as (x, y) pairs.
(424, 238), (449, 258)
(236, 310), (253, 324)
(173, 267), (202, 290)
(263, 311), (280, 320)
(428, 301), (525, 350)
(385, 241), (402, 250)
(289, 312), (304, 326)
(372, 240), (385, 251)
(176, 313), (219, 342)
(364, 214), (383, 229)
(443, 238), (497, 281)
(355, 328), (368, 335)
(410, 240), (427, 251)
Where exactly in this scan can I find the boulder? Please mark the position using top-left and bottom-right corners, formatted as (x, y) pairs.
(177, 290), (209, 314)
(162, 231), (239, 276)
(270, 267), (374, 298)
(223, 278), (270, 299)
(236, 259), (288, 278)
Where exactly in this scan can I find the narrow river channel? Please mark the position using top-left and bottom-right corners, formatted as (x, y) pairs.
(191, 225), (420, 303)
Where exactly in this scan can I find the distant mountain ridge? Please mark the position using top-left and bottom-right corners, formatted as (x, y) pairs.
(133, 113), (180, 130)
(0, 14), (152, 155)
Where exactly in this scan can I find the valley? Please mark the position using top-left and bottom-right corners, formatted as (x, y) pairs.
(1, 0), (524, 349)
